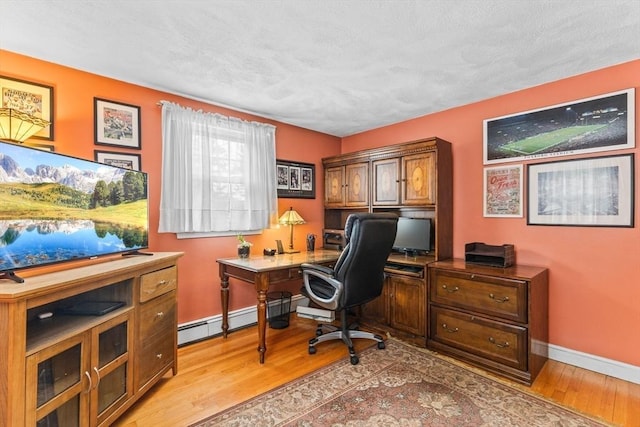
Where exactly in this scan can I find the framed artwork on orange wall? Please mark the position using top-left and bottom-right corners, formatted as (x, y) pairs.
(483, 88), (635, 165)
(94, 97), (141, 149)
(276, 159), (315, 199)
(527, 154), (634, 227)
(483, 164), (523, 218)
(0, 75), (54, 140)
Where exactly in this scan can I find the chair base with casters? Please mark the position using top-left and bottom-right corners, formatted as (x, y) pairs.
(307, 308), (386, 365)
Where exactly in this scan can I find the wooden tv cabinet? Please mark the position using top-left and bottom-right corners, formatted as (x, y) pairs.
(0, 252), (183, 427)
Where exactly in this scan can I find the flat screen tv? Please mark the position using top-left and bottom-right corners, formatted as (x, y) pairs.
(0, 140), (149, 282)
(392, 217), (431, 256)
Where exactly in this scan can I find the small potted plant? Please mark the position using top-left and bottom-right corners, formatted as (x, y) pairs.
(237, 234), (253, 258)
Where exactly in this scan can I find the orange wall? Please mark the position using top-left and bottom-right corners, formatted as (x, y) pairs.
(0, 50), (341, 323)
(343, 60), (640, 366)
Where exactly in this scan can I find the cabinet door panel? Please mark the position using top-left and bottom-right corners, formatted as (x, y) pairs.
(324, 166), (344, 206)
(389, 275), (425, 336)
(345, 163), (369, 206)
(26, 334), (90, 427)
(93, 312), (132, 426)
(373, 158), (400, 206)
(361, 284), (388, 322)
(402, 153), (435, 205)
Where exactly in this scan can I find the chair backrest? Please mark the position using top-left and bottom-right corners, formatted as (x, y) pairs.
(333, 213), (398, 309)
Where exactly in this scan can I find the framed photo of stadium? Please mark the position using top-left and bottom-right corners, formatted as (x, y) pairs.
(527, 154), (634, 227)
(483, 88), (635, 165)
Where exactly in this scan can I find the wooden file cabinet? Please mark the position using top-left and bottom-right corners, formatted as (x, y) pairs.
(427, 259), (548, 385)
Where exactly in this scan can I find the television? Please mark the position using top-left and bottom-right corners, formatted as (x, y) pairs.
(392, 217), (431, 256)
(0, 140), (149, 282)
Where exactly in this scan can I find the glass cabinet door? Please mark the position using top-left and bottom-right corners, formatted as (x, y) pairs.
(26, 334), (90, 427)
(93, 312), (132, 425)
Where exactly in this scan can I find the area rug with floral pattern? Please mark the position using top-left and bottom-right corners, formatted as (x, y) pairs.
(190, 338), (610, 426)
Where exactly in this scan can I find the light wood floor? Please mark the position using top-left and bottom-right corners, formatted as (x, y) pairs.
(114, 317), (640, 426)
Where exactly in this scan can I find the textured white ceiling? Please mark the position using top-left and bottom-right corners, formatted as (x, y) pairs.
(1, 0), (639, 137)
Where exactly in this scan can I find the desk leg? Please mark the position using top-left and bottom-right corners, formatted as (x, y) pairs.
(220, 269), (229, 339)
(256, 273), (269, 364)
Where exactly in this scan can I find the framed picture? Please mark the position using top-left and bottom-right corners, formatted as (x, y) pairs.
(94, 150), (141, 171)
(0, 75), (54, 140)
(527, 154), (634, 227)
(276, 159), (315, 199)
(484, 88), (635, 165)
(24, 142), (55, 152)
(94, 98), (141, 149)
(484, 164), (523, 217)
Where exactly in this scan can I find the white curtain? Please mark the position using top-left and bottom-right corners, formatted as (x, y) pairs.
(158, 101), (278, 233)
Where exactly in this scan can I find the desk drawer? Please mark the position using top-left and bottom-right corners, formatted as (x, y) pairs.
(430, 268), (527, 323)
(269, 267), (303, 283)
(140, 266), (177, 302)
(430, 306), (527, 370)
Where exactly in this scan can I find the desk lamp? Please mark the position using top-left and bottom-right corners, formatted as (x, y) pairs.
(0, 108), (51, 143)
(278, 207), (305, 253)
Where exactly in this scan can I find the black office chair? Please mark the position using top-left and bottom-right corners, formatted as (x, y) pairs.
(301, 213), (398, 365)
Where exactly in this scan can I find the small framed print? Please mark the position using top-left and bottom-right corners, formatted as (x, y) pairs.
(276, 159), (315, 199)
(94, 150), (141, 171)
(94, 97), (141, 149)
(483, 164), (523, 217)
(0, 75), (54, 140)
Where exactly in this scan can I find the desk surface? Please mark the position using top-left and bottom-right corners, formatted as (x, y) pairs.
(217, 248), (340, 272)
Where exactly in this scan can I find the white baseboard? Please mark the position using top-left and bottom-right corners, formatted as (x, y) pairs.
(177, 294), (309, 346)
(548, 343), (640, 384)
(178, 297), (640, 385)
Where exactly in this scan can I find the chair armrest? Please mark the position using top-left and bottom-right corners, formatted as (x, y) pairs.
(301, 263), (334, 275)
(301, 264), (342, 310)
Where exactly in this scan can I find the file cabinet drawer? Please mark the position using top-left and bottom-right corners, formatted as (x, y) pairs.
(430, 268), (527, 323)
(430, 306), (527, 371)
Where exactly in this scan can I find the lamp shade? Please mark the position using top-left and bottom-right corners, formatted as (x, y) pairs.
(278, 207), (306, 225)
(0, 108), (50, 142)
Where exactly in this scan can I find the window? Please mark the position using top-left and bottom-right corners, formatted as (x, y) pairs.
(158, 102), (277, 234)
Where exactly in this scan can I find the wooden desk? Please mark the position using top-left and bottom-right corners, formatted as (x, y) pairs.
(218, 249), (340, 363)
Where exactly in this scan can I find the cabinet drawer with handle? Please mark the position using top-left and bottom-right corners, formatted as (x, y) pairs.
(139, 291), (176, 339)
(140, 266), (177, 302)
(430, 268), (527, 323)
(137, 329), (175, 389)
(430, 306), (527, 370)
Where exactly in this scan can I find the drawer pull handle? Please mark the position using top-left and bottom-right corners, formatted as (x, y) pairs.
(489, 294), (509, 303)
(159, 280), (167, 285)
(489, 337), (509, 348)
(157, 311), (164, 317)
(442, 323), (458, 333)
(442, 284), (459, 293)
(156, 353), (163, 359)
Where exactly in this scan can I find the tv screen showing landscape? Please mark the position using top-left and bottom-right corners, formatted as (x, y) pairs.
(0, 140), (149, 278)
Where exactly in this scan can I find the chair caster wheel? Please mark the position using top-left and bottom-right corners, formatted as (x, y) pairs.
(377, 341), (386, 350)
(350, 355), (359, 365)
(315, 328), (323, 336)
(308, 346), (317, 355)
